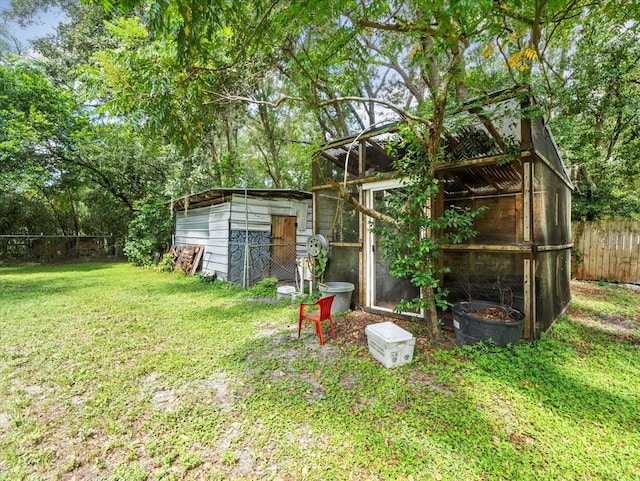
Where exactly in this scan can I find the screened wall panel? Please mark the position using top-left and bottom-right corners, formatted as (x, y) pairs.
(442, 251), (526, 313)
(534, 162), (571, 246)
(315, 188), (360, 243)
(532, 117), (571, 180)
(317, 152), (358, 184)
(324, 246), (360, 308)
(535, 249), (571, 335)
(445, 193), (523, 244)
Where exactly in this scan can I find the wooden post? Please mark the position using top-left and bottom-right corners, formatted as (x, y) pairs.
(523, 257), (536, 339)
(520, 91), (535, 337)
(523, 159), (533, 243)
(358, 140), (367, 309)
(358, 139), (366, 176)
(358, 186), (366, 309)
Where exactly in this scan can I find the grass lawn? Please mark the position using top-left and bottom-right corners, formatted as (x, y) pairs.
(1, 263), (639, 480)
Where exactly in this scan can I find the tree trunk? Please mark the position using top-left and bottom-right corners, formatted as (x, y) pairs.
(422, 100), (446, 341)
(422, 285), (442, 341)
(67, 187), (80, 236)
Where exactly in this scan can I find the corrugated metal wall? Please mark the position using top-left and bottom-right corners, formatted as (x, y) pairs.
(174, 203), (231, 278)
(174, 195), (313, 281)
(229, 195), (313, 260)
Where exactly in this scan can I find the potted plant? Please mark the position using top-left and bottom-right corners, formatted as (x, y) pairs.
(452, 277), (525, 347)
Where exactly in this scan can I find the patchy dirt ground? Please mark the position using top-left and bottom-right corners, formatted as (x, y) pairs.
(333, 309), (456, 353)
(568, 281), (640, 341)
(5, 281), (638, 481)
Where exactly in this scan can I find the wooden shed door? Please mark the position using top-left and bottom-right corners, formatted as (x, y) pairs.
(271, 216), (297, 280)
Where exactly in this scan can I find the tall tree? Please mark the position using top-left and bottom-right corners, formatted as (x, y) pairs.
(0, 56), (169, 236)
(86, 0), (636, 337)
(546, 18), (640, 220)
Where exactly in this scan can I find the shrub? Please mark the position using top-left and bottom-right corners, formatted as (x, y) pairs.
(154, 252), (175, 272)
(246, 277), (278, 298)
(124, 196), (172, 267)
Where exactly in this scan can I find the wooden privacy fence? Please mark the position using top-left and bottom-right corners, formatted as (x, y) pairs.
(572, 221), (640, 284)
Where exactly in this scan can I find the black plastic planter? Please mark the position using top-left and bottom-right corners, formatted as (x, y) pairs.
(452, 301), (525, 347)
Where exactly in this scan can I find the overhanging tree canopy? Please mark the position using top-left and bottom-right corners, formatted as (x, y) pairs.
(77, 0), (640, 338)
(3, 0), (639, 336)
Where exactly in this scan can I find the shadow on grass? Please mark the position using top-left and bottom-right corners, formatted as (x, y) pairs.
(463, 321), (640, 431)
(210, 310), (640, 479)
(2, 264), (636, 479)
(216, 329), (546, 480)
(0, 261), (118, 274)
(0, 262), (120, 302)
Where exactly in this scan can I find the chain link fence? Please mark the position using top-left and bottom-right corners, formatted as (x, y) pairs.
(0, 235), (120, 263)
(228, 237), (298, 286)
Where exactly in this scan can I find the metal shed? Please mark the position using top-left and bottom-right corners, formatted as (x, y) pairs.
(171, 188), (312, 285)
(313, 85), (573, 339)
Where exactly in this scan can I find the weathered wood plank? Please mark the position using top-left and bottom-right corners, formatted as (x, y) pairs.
(609, 221), (619, 280)
(190, 246), (204, 275)
(573, 221), (640, 284)
(627, 230), (633, 282)
(602, 221), (612, 280)
(587, 223), (598, 280)
(596, 223), (606, 279)
(626, 227), (635, 282)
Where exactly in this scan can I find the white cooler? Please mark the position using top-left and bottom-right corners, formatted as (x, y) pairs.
(365, 321), (415, 368)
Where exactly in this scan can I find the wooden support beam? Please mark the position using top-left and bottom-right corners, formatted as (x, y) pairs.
(359, 140), (366, 176)
(358, 185), (366, 309)
(320, 151), (359, 176)
(317, 123), (398, 152)
(320, 151), (341, 164)
(459, 180), (477, 194)
(440, 243), (535, 253)
(330, 241), (363, 248)
(523, 258), (537, 339)
(312, 172), (396, 191)
(536, 243), (573, 252)
(476, 168), (502, 191)
(434, 151), (530, 172)
(448, 86), (530, 116)
(473, 112), (507, 152)
(523, 158), (533, 243)
(365, 138), (389, 157)
(534, 150), (575, 190)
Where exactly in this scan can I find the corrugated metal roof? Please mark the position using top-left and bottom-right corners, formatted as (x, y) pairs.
(317, 85), (570, 197)
(442, 161), (523, 196)
(171, 188), (312, 210)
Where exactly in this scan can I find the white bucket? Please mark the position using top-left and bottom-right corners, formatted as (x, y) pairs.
(276, 285), (297, 301)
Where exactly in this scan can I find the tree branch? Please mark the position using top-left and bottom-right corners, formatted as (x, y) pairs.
(363, 36), (425, 103)
(358, 19), (438, 36)
(205, 92), (433, 126)
(323, 177), (398, 226)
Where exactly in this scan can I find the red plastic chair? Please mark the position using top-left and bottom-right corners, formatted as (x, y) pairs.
(298, 295), (336, 346)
